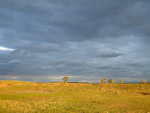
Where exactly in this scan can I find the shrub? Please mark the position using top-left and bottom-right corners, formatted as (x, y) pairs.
(101, 78), (107, 83)
(108, 79), (115, 84)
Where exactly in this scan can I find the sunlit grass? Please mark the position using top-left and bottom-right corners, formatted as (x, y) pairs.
(0, 80), (150, 113)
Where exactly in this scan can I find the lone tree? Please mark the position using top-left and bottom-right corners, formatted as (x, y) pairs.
(101, 78), (107, 84)
(120, 80), (123, 84)
(62, 76), (69, 83)
(108, 79), (115, 84)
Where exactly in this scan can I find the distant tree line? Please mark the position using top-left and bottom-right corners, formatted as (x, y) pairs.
(101, 78), (121, 84)
(62, 76), (148, 84)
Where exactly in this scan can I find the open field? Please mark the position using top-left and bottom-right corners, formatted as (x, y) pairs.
(0, 81), (150, 113)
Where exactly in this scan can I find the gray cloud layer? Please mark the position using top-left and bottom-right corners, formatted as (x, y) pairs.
(0, 0), (150, 82)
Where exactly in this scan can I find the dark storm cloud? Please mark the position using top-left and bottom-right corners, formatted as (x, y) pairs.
(0, 0), (150, 82)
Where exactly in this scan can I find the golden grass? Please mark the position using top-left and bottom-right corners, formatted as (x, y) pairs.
(0, 80), (150, 113)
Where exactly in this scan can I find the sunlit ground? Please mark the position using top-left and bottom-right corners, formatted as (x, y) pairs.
(0, 81), (150, 113)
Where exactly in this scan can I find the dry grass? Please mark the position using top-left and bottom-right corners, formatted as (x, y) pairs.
(0, 80), (150, 113)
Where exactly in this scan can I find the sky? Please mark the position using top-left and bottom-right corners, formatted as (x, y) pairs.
(0, 0), (150, 83)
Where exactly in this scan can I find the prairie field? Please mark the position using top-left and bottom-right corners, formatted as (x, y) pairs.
(0, 81), (150, 113)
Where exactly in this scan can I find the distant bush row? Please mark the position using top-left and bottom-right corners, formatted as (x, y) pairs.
(62, 76), (148, 84)
(101, 78), (147, 84)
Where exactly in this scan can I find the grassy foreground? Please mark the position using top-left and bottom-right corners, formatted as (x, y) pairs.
(0, 81), (150, 113)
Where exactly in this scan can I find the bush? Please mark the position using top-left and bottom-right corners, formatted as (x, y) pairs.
(101, 78), (107, 83)
(108, 79), (115, 84)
